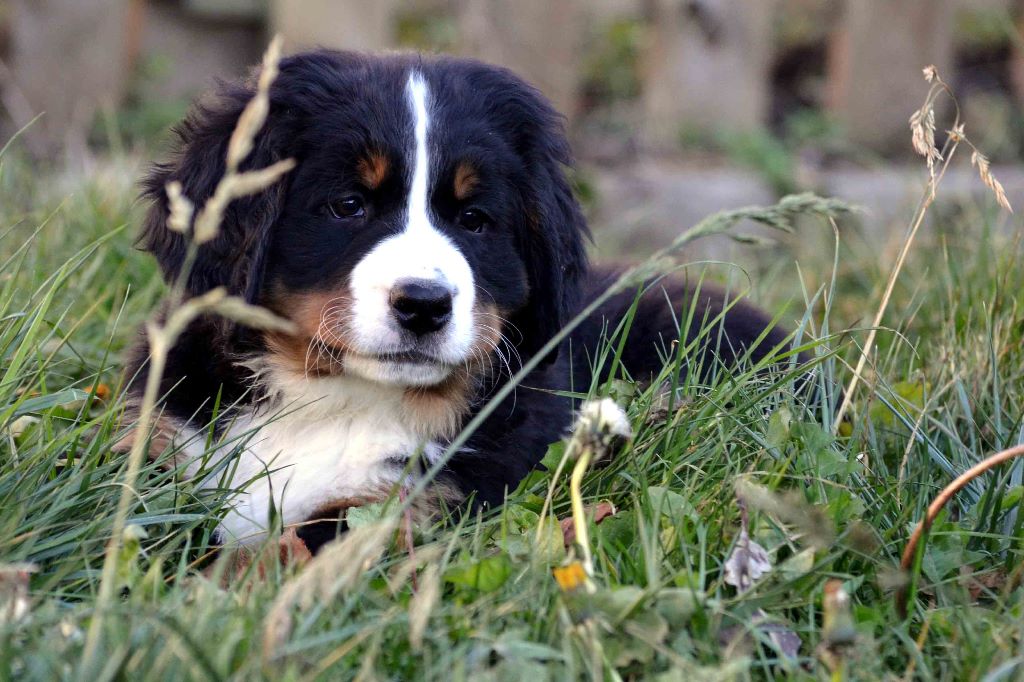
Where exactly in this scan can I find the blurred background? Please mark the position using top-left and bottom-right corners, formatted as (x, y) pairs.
(0, 0), (1022, 259)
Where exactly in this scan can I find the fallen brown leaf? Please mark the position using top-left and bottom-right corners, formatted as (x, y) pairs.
(560, 501), (616, 547)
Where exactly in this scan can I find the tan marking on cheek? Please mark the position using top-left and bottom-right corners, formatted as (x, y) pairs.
(263, 289), (356, 377)
(400, 303), (506, 440)
(453, 161), (479, 201)
(403, 372), (471, 440)
(357, 151), (390, 190)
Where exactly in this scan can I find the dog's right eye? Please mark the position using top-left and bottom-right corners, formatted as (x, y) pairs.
(327, 196), (365, 219)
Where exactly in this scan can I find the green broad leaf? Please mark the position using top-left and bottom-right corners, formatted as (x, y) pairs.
(791, 422), (861, 478)
(503, 503), (539, 531)
(501, 504), (563, 563)
(627, 607), (670, 645)
(444, 553), (513, 592)
(605, 379), (638, 404)
(540, 441), (567, 471)
(647, 486), (699, 525)
(592, 585), (645, 622)
(777, 547), (816, 580)
(1000, 486), (1023, 511)
(826, 488), (867, 523)
(655, 588), (704, 629)
(604, 631), (656, 669)
(597, 510), (637, 550)
(532, 517), (565, 564)
(512, 443), (568, 497)
(869, 380), (927, 427)
(810, 448), (857, 478)
(346, 502), (390, 528)
(491, 635), (564, 662)
(515, 492), (548, 513)
(766, 406), (793, 449)
(791, 421), (836, 454)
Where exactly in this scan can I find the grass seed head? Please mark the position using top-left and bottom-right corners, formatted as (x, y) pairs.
(909, 106), (941, 173)
(165, 181), (194, 235)
(227, 35), (283, 173)
(263, 519), (397, 656)
(971, 150), (1013, 213)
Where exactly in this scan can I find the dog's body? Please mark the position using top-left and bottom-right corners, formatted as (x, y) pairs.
(127, 51), (794, 550)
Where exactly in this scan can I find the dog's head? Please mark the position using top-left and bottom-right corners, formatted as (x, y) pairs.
(141, 51), (588, 389)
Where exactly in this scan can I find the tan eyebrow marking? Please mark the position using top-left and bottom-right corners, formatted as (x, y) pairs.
(453, 161), (479, 201)
(356, 151), (390, 189)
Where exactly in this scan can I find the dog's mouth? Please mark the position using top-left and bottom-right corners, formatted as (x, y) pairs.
(342, 347), (457, 386)
(340, 345), (459, 369)
(368, 349), (449, 365)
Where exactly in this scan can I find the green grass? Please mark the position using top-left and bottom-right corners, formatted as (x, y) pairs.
(1, 146), (1023, 681)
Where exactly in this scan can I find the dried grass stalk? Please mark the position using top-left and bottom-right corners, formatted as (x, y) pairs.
(263, 519), (397, 657)
(834, 65), (1011, 428)
(227, 35), (283, 172)
(83, 36), (292, 669)
(407, 563), (441, 650)
(192, 159), (296, 244)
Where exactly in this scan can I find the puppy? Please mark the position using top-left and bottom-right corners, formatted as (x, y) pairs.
(125, 50), (796, 551)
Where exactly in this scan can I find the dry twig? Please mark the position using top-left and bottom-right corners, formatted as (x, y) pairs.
(896, 443), (1024, 616)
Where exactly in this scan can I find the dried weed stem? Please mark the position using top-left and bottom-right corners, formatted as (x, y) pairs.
(82, 36), (295, 670)
(897, 443), (1024, 616)
(834, 66), (1012, 429)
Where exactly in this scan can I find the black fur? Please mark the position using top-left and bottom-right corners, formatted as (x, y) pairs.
(128, 50), (800, 545)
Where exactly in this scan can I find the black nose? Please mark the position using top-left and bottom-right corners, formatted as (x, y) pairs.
(390, 280), (454, 336)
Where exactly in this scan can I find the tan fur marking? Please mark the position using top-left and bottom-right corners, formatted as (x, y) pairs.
(264, 294), (509, 444)
(264, 289), (355, 377)
(357, 151), (390, 190)
(453, 161), (479, 201)
(401, 303), (504, 439)
(403, 372), (472, 440)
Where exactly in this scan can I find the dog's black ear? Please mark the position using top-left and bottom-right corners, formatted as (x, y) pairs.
(488, 71), (590, 363)
(139, 78), (294, 306)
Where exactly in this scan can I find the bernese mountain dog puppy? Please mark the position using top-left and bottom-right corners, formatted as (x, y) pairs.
(126, 50), (796, 552)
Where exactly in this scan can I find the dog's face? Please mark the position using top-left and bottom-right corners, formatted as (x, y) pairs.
(263, 71), (528, 387)
(141, 51), (588, 389)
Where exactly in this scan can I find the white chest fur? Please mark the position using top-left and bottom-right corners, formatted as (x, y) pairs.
(181, 368), (442, 545)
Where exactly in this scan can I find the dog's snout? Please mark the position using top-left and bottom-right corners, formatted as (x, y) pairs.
(389, 280), (454, 335)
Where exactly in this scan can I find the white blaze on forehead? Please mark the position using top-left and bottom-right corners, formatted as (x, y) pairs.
(343, 70), (477, 386)
(406, 73), (432, 233)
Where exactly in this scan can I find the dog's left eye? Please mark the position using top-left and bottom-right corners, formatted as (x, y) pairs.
(327, 196), (365, 219)
(457, 208), (490, 233)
